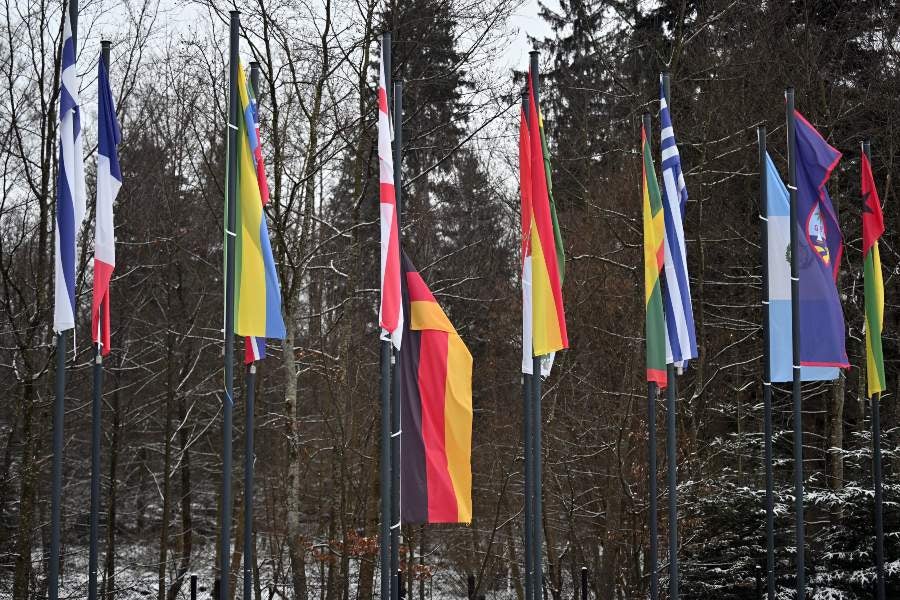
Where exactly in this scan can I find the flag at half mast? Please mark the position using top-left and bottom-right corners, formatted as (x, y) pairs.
(642, 121), (667, 388)
(378, 45), (403, 348)
(91, 51), (122, 355)
(520, 69), (567, 374)
(399, 251), (472, 523)
(659, 77), (697, 368)
(233, 63), (285, 349)
(54, 15), (86, 333)
(862, 147), (886, 397)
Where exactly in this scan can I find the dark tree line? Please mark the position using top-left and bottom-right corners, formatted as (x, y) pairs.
(1, 0), (898, 599)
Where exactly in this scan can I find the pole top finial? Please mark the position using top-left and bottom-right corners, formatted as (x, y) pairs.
(101, 39), (111, 48)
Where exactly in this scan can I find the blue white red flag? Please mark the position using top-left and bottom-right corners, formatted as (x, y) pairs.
(54, 15), (86, 333)
(792, 111), (848, 370)
(91, 53), (122, 355)
(764, 153), (839, 381)
(659, 77), (697, 368)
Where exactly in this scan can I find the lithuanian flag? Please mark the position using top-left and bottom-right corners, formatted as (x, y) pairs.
(399, 251), (472, 523)
(523, 68), (567, 360)
(642, 120), (667, 388)
(862, 148), (886, 397)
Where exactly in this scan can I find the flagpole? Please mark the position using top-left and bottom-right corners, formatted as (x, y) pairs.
(660, 73), (679, 600)
(49, 1), (79, 597)
(379, 30), (393, 600)
(863, 139), (886, 600)
(243, 361), (256, 600)
(758, 126), (775, 600)
(391, 78), (404, 600)
(528, 49), (545, 600)
(240, 61), (263, 600)
(87, 41), (111, 600)
(642, 112), (660, 600)
(222, 11), (240, 600)
(521, 87), (535, 600)
(785, 86), (805, 600)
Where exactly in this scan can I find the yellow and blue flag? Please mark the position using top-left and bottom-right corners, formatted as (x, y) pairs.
(233, 64), (285, 358)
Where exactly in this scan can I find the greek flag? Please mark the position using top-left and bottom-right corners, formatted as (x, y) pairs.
(53, 16), (86, 332)
(659, 76), (697, 368)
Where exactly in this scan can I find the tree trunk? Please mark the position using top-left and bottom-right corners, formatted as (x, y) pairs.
(284, 320), (308, 600)
(103, 386), (121, 600)
(13, 380), (36, 600)
(166, 390), (193, 600)
(159, 346), (174, 600)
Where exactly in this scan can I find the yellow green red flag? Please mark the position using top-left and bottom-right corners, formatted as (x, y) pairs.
(642, 120), (667, 388)
(862, 148), (885, 397)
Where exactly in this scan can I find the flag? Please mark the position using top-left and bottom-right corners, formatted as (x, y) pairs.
(91, 53), (121, 355)
(233, 64), (285, 346)
(54, 15), (86, 333)
(523, 69), (567, 363)
(399, 251), (472, 523)
(243, 76), (272, 364)
(792, 111), (849, 369)
(642, 121), (667, 388)
(658, 79), (697, 368)
(764, 153), (839, 381)
(862, 148), (886, 397)
(378, 46), (403, 348)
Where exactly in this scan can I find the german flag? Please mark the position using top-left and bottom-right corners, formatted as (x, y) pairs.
(862, 148), (886, 397)
(399, 251), (473, 523)
(642, 120), (667, 388)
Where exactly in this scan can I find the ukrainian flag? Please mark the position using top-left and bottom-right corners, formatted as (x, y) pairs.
(233, 65), (285, 340)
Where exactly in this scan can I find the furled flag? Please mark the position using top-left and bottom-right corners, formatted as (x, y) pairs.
(399, 251), (472, 523)
(233, 64), (285, 346)
(861, 148), (886, 397)
(244, 75), (272, 364)
(764, 153), (839, 381)
(793, 111), (849, 370)
(658, 78), (697, 368)
(642, 121), (667, 389)
(521, 68), (567, 372)
(378, 46), (403, 348)
(54, 15), (86, 333)
(91, 52), (122, 356)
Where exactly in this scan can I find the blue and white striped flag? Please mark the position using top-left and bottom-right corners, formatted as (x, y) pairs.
(659, 76), (697, 368)
(53, 15), (86, 332)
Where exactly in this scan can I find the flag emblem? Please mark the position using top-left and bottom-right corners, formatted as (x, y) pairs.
(806, 204), (830, 266)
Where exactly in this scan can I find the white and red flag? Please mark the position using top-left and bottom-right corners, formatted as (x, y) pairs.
(91, 53), (121, 355)
(378, 46), (403, 348)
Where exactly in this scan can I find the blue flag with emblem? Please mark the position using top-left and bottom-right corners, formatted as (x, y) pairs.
(791, 111), (848, 371)
(765, 153), (839, 381)
(659, 76), (697, 368)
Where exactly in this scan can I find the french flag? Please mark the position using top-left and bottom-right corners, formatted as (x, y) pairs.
(54, 17), (86, 333)
(91, 52), (121, 354)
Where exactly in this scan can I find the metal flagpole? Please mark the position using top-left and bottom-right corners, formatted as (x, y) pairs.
(529, 49), (544, 600)
(390, 78), (404, 600)
(863, 140), (886, 600)
(242, 60), (262, 600)
(379, 30), (393, 600)
(660, 73), (679, 600)
(785, 87), (805, 600)
(222, 11), (240, 600)
(88, 41), (112, 600)
(521, 86), (534, 600)
(758, 126), (776, 600)
(244, 362), (256, 600)
(50, 1), (79, 597)
(643, 112), (660, 600)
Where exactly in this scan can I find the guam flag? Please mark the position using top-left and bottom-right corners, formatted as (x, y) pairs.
(234, 64), (285, 357)
(399, 251), (472, 523)
(792, 111), (848, 370)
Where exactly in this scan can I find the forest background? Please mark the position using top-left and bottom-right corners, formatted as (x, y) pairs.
(1, 0), (899, 598)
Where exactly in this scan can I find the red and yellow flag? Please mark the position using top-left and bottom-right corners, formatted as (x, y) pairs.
(522, 69), (567, 361)
(862, 148), (886, 397)
(642, 122), (667, 388)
